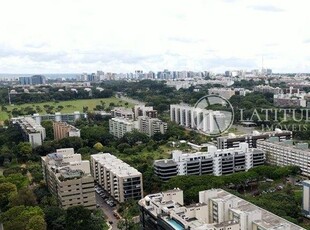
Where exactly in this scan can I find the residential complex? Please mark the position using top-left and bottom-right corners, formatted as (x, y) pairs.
(257, 139), (310, 177)
(154, 143), (265, 181)
(217, 130), (292, 149)
(139, 188), (303, 230)
(11, 116), (46, 147)
(90, 153), (143, 203)
(109, 107), (167, 138)
(170, 104), (229, 135)
(41, 148), (96, 209)
(53, 121), (80, 140)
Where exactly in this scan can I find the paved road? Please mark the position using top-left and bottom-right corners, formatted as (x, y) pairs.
(95, 193), (119, 229)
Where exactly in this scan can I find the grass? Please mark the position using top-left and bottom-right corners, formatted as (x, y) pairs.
(0, 97), (133, 121)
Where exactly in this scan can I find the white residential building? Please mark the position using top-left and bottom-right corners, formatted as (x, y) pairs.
(137, 116), (167, 136)
(273, 87), (308, 108)
(257, 139), (310, 177)
(111, 107), (134, 119)
(154, 143), (265, 181)
(303, 180), (310, 217)
(11, 116), (46, 147)
(170, 104), (229, 135)
(139, 188), (304, 230)
(41, 148), (95, 209)
(90, 153), (143, 203)
(217, 130), (292, 149)
(109, 117), (135, 138)
(32, 111), (86, 124)
(134, 105), (158, 118)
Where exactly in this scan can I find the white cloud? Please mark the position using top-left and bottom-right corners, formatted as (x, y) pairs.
(0, 0), (309, 73)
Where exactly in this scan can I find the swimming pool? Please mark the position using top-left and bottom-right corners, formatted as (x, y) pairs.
(166, 219), (185, 230)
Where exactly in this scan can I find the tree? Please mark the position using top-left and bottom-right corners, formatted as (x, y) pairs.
(0, 182), (17, 211)
(41, 121), (54, 140)
(9, 187), (37, 207)
(26, 215), (47, 230)
(15, 142), (33, 162)
(93, 142), (104, 152)
(66, 206), (92, 230)
(43, 206), (66, 230)
(0, 205), (45, 230)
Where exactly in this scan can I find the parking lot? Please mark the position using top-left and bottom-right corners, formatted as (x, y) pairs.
(95, 185), (121, 229)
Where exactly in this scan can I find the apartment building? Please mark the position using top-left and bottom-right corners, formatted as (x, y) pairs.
(41, 148), (96, 209)
(154, 143), (265, 181)
(303, 181), (310, 217)
(139, 188), (303, 230)
(273, 87), (308, 108)
(257, 139), (310, 177)
(217, 130), (292, 149)
(11, 116), (46, 147)
(208, 88), (235, 99)
(170, 104), (228, 135)
(253, 85), (283, 94)
(53, 121), (80, 140)
(32, 111), (86, 124)
(90, 153), (143, 203)
(134, 105), (158, 118)
(109, 117), (135, 138)
(111, 107), (134, 119)
(137, 116), (167, 136)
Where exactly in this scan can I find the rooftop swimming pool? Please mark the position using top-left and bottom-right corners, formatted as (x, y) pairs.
(166, 219), (185, 230)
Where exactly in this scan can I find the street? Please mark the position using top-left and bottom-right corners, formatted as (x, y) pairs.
(95, 193), (119, 229)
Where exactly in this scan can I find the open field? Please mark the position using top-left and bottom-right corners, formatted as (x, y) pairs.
(0, 97), (133, 121)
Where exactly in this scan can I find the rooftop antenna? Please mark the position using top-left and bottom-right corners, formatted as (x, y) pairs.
(261, 56), (264, 73)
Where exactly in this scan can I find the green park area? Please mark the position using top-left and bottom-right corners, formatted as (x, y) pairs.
(0, 97), (132, 121)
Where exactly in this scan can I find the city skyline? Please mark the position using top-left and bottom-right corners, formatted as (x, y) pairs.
(0, 0), (309, 74)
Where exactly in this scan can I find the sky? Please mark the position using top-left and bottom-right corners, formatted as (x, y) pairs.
(0, 0), (310, 74)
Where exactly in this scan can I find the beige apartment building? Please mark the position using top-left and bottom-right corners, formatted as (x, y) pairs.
(42, 148), (96, 209)
(90, 153), (143, 203)
(53, 121), (80, 140)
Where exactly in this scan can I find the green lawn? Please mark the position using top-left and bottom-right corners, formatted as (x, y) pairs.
(0, 97), (133, 121)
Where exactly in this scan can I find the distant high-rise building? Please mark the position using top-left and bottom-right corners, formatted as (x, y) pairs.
(31, 75), (46, 85)
(19, 75), (46, 85)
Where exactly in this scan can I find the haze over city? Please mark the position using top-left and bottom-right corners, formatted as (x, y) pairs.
(1, 0), (310, 74)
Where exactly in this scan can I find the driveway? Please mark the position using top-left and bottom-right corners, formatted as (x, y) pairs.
(96, 193), (119, 229)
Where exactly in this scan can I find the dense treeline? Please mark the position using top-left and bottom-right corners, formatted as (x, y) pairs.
(0, 86), (113, 105)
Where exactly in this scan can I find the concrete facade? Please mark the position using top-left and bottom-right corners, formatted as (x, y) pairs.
(41, 148), (96, 209)
(90, 153), (143, 203)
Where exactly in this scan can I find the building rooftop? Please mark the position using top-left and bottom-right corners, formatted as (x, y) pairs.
(91, 153), (141, 177)
(139, 188), (304, 230)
